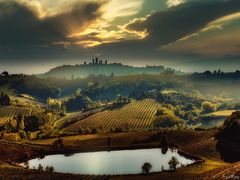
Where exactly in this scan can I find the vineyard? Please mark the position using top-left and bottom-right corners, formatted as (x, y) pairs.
(65, 99), (161, 132)
(0, 117), (14, 127)
(0, 106), (43, 127)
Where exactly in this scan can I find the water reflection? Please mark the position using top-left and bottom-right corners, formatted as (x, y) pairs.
(25, 148), (194, 175)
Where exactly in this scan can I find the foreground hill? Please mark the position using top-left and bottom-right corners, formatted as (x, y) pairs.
(43, 63), (182, 79)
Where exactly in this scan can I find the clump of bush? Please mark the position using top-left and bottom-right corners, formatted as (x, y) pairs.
(201, 101), (215, 113)
(0, 92), (11, 106)
(154, 115), (184, 128)
(154, 107), (185, 128)
(1, 132), (21, 142)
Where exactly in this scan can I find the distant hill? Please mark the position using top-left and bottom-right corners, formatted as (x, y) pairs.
(43, 60), (183, 79)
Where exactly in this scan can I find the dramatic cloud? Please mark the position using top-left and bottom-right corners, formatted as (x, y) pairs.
(121, 17), (149, 38)
(0, 0), (105, 47)
(0, 0), (240, 73)
(161, 18), (240, 58)
(166, 0), (186, 7)
(103, 0), (144, 21)
(123, 0), (240, 47)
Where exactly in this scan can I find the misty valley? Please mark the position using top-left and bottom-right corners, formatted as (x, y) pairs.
(0, 60), (239, 179)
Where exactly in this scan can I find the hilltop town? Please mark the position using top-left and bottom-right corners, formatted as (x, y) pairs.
(43, 58), (177, 79)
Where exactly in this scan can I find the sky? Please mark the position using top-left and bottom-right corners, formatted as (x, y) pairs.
(0, 0), (240, 74)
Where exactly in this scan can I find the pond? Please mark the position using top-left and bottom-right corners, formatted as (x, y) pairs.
(200, 117), (226, 129)
(23, 148), (195, 175)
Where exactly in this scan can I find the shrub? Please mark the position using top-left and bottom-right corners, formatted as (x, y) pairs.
(45, 166), (54, 173)
(169, 157), (179, 171)
(2, 133), (21, 142)
(142, 162), (152, 174)
(160, 135), (168, 148)
(38, 164), (43, 171)
(38, 133), (49, 139)
(0, 92), (11, 106)
(156, 107), (171, 116)
(53, 138), (64, 149)
(201, 101), (215, 113)
(153, 115), (185, 128)
(78, 127), (83, 134)
(91, 128), (97, 134)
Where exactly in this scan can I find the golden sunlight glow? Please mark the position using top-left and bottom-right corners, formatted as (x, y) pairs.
(71, 29), (125, 48)
(102, 0), (144, 21)
(24, 0), (77, 17)
(200, 12), (240, 32)
(68, 20), (126, 47)
(212, 12), (240, 25)
(71, 26), (148, 48)
(176, 33), (199, 42)
(120, 17), (149, 39)
(15, 0), (147, 48)
(69, 15), (149, 48)
(17, 0), (46, 18)
(75, 40), (102, 48)
(166, 0), (186, 7)
(120, 27), (148, 39)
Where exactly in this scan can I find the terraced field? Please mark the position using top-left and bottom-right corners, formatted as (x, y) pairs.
(65, 99), (161, 132)
(0, 106), (43, 117)
(0, 117), (14, 127)
(0, 106), (43, 127)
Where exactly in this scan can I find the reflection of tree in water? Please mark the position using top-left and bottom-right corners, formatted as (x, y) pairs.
(168, 157), (179, 171)
(53, 138), (64, 149)
(160, 134), (168, 154)
(216, 112), (240, 162)
(142, 162), (152, 174)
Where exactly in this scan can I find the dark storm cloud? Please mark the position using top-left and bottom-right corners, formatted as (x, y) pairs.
(0, 0), (240, 73)
(0, 0), (104, 47)
(124, 0), (240, 47)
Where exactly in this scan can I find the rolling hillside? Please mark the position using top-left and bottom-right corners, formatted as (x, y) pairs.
(0, 106), (43, 127)
(0, 106), (43, 117)
(64, 99), (161, 132)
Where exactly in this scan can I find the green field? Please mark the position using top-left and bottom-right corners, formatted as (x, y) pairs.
(204, 110), (237, 117)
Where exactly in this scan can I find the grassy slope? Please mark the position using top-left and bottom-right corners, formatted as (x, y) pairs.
(207, 110), (237, 117)
(54, 111), (84, 129)
(11, 96), (46, 108)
